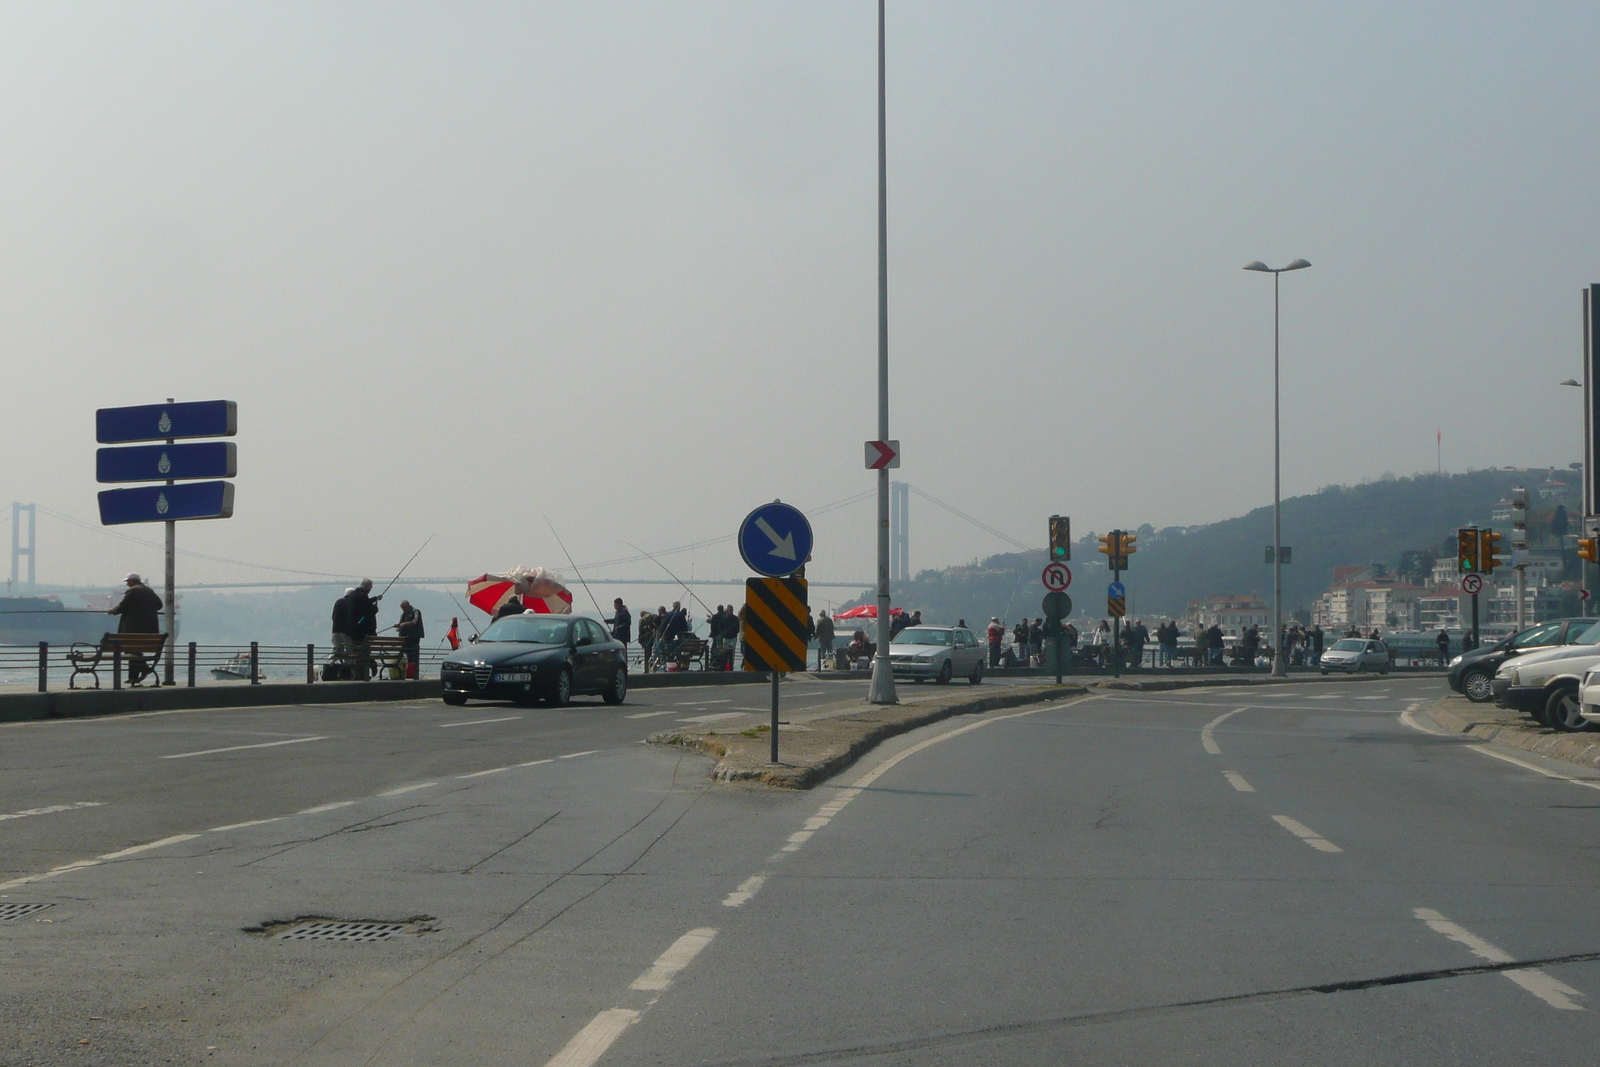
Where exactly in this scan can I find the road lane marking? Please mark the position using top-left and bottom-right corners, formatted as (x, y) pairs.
(437, 716), (520, 728)
(0, 863), (101, 892)
(206, 818), (283, 832)
(98, 834), (201, 860)
(457, 767), (509, 778)
(561, 750), (599, 759)
(298, 801), (357, 815)
(1401, 710), (1600, 792)
(1201, 708), (1248, 755)
(678, 712), (744, 724)
(1271, 815), (1342, 852)
(377, 783), (438, 796)
(630, 928), (718, 991)
(624, 711), (676, 719)
(543, 1008), (641, 1067)
(674, 699), (730, 706)
(1414, 908), (1585, 1010)
(722, 874), (766, 908)
(161, 735), (329, 759)
(518, 758), (554, 767)
(0, 801), (103, 822)
(1223, 771), (1255, 792)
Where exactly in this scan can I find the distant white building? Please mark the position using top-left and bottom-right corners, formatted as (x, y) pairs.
(1186, 595), (1270, 635)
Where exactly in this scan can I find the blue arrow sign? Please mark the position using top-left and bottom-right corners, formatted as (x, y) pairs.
(738, 502), (813, 578)
(98, 482), (234, 525)
(1108, 581), (1126, 599)
(96, 442), (237, 484)
(96, 400), (237, 444)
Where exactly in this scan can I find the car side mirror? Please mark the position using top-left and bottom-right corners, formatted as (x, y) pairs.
(575, 634), (592, 647)
(468, 635), (478, 644)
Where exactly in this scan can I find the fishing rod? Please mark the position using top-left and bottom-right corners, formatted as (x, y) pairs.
(545, 516), (608, 619)
(447, 590), (480, 637)
(623, 541), (714, 619)
(377, 534), (435, 600)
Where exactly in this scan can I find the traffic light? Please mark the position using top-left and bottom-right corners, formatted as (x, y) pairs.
(1580, 538), (1599, 563)
(1457, 528), (1479, 573)
(1098, 532), (1120, 557)
(1122, 532), (1138, 557)
(1479, 529), (1505, 573)
(1049, 516), (1071, 560)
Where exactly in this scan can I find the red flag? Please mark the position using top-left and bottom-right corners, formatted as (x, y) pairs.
(446, 617), (461, 651)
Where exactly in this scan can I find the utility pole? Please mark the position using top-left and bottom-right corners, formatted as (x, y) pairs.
(867, 0), (897, 705)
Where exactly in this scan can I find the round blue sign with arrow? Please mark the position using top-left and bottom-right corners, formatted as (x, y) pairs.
(738, 501), (813, 578)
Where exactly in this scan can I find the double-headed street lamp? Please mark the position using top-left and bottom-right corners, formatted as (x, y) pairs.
(1244, 258), (1311, 678)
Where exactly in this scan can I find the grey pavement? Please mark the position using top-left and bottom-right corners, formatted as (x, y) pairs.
(5, 676), (1600, 1064)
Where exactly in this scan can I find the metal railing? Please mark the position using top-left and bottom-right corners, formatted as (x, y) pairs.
(0, 641), (454, 692)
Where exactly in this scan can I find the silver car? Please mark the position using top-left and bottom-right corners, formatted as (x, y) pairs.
(889, 625), (985, 685)
(1319, 637), (1390, 674)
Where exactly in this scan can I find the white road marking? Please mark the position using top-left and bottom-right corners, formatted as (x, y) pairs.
(1354, 696), (1388, 701)
(206, 818), (282, 832)
(1307, 694), (1344, 700)
(542, 1008), (641, 1067)
(624, 711), (676, 719)
(780, 830), (814, 852)
(457, 766), (508, 778)
(161, 735), (328, 759)
(678, 712), (745, 724)
(297, 801), (357, 814)
(561, 750), (599, 759)
(785, 691), (826, 697)
(1223, 771), (1255, 792)
(630, 927), (718, 991)
(722, 874), (766, 908)
(518, 758), (554, 767)
(0, 801), (103, 822)
(377, 783), (437, 796)
(675, 699), (730, 706)
(0, 863), (100, 892)
(1414, 907), (1585, 1010)
(437, 716), (520, 728)
(1271, 815), (1342, 852)
(98, 834), (200, 860)
(1201, 708), (1248, 755)
(1401, 711), (1600, 791)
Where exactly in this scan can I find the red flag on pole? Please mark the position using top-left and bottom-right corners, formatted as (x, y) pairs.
(446, 617), (461, 650)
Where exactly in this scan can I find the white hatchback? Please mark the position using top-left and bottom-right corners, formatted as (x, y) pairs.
(889, 625), (986, 685)
(1319, 638), (1390, 674)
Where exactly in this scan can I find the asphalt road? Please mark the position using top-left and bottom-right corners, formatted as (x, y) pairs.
(7, 676), (1600, 1065)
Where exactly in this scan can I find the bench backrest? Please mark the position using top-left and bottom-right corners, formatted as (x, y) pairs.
(366, 636), (406, 651)
(103, 633), (167, 654)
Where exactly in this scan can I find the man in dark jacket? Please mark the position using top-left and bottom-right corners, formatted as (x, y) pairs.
(396, 600), (425, 679)
(108, 572), (163, 684)
(346, 579), (382, 680)
(610, 599), (632, 649)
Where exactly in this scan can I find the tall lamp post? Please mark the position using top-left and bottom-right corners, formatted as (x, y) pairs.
(868, 0), (897, 704)
(1562, 377), (1586, 615)
(1244, 258), (1311, 678)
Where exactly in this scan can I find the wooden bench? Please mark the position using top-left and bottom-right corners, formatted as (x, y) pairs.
(325, 635), (411, 680)
(68, 633), (168, 689)
(667, 635), (707, 672)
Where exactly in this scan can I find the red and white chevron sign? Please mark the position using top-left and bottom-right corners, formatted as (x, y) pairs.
(865, 440), (900, 470)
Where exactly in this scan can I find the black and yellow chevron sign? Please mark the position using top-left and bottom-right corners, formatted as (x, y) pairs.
(742, 576), (809, 673)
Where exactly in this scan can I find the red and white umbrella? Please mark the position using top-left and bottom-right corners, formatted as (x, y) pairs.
(832, 604), (904, 620)
(467, 566), (573, 617)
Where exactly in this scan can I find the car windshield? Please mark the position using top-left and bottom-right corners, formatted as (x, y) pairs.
(1330, 639), (1365, 652)
(1573, 621), (1600, 644)
(894, 628), (951, 646)
(479, 616), (571, 644)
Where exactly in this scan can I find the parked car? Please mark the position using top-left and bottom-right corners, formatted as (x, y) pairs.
(1319, 638), (1390, 674)
(1490, 631), (1600, 729)
(440, 614), (627, 707)
(889, 625), (985, 684)
(1576, 668), (1600, 730)
(1448, 617), (1596, 703)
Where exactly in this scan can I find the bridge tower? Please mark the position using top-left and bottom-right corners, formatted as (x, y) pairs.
(11, 502), (35, 590)
(890, 481), (909, 584)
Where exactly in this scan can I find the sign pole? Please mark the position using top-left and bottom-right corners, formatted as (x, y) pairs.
(771, 670), (780, 763)
(1112, 554), (1122, 680)
(1471, 589), (1479, 651)
(867, 0), (897, 706)
(163, 397), (176, 686)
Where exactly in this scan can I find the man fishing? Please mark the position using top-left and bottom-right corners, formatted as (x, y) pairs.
(347, 579), (381, 680)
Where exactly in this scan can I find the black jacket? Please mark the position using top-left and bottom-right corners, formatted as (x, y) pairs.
(396, 609), (424, 641)
(347, 590), (379, 638)
(611, 605), (632, 642)
(111, 584), (163, 634)
(331, 596), (351, 636)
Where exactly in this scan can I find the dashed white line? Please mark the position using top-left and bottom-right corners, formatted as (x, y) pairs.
(518, 758), (554, 768)
(1414, 907), (1585, 1010)
(161, 736), (329, 759)
(457, 766), (508, 779)
(561, 750), (599, 759)
(674, 699), (730, 706)
(624, 711), (676, 719)
(98, 834), (201, 860)
(1223, 771), (1255, 793)
(1201, 708), (1248, 755)
(630, 928), (718, 991)
(678, 712), (744, 724)
(206, 818), (283, 833)
(722, 874), (766, 908)
(543, 1008), (640, 1067)
(297, 801), (357, 815)
(377, 783), (438, 796)
(1271, 815), (1342, 852)
(437, 716), (521, 728)
(0, 801), (103, 822)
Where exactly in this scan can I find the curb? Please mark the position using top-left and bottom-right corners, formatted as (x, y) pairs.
(1086, 673), (1406, 693)
(652, 685), (1086, 789)
(0, 679), (445, 723)
(1419, 695), (1600, 772)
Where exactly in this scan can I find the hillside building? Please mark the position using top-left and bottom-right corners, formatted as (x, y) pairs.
(1185, 595), (1269, 635)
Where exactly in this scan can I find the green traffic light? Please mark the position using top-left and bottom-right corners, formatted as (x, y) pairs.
(1051, 546), (1066, 558)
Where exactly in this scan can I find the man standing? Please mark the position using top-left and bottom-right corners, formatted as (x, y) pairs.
(660, 601), (689, 665)
(1435, 628), (1450, 666)
(890, 609), (910, 640)
(815, 610), (835, 670)
(396, 600), (425, 679)
(1206, 622), (1225, 666)
(347, 579), (381, 681)
(108, 572), (163, 684)
(1310, 623), (1325, 665)
(986, 617), (1006, 668)
(611, 598), (632, 650)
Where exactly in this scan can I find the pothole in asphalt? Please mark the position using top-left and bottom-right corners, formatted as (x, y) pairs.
(245, 915), (437, 942)
(0, 902), (55, 921)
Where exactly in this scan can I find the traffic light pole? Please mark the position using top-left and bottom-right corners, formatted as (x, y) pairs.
(1471, 591), (1479, 651)
(1112, 558), (1121, 680)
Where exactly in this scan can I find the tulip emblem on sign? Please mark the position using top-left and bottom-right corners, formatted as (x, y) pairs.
(155, 492), (170, 515)
(157, 452), (171, 475)
(158, 411), (172, 434)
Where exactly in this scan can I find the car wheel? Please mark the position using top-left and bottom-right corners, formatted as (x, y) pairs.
(1462, 669), (1494, 703)
(442, 692), (467, 706)
(1380, 663), (1390, 675)
(546, 667), (572, 707)
(969, 660), (984, 685)
(1320, 669), (1328, 676)
(602, 666), (627, 705)
(936, 661), (953, 685)
(1546, 686), (1588, 732)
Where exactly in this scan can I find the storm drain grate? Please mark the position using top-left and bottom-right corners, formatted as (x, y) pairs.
(274, 920), (413, 942)
(0, 903), (55, 921)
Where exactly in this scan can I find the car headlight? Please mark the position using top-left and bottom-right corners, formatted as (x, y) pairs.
(914, 654), (931, 663)
(1509, 667), (1521, 685)
(1449, 655), (1462, 667)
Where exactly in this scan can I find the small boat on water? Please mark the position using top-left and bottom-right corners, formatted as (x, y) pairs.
(211, 653), (264, 682)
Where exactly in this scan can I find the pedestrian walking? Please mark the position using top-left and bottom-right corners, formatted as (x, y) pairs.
(816, 610), (835, 670)
(1310, 623), (1324, 665)
(1435, 628), (1450, 666)
(395, 600), (424, 679)
(108, 572), (163, 684)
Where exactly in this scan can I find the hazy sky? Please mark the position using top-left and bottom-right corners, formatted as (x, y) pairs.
(4, 1), (1597, 599)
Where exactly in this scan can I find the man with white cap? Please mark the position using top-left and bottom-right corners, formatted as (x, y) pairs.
(108, 572), (163, 684)
(986, 616), (1006, 668)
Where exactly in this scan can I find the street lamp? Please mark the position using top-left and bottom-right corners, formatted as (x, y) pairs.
(1244, 258), (1311, 678)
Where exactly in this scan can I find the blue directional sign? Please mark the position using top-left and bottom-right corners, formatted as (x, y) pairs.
(1108, 581), (1126, 600)
(96, 400), (237, 444)
(738, 502), (814, 578)
(97, 482), (235, 526)
(96, 442), (237, 484)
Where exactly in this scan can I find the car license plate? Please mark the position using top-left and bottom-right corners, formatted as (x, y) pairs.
(495, 672), (532, 683)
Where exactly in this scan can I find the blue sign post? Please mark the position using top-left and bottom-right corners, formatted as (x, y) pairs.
(737, 502), (814, 578)
(95, 399), (238, 685)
